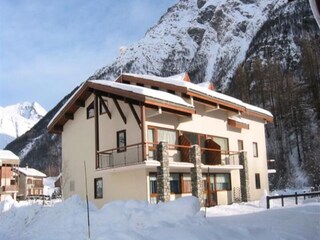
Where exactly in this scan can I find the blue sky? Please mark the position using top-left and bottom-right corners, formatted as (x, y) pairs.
(0, 0), (177, 110)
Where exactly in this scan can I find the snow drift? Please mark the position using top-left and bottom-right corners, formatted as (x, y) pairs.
(1, 195), (319, 240)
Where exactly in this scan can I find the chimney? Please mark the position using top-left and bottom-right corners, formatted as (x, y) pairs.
(208, 82), (215, 91)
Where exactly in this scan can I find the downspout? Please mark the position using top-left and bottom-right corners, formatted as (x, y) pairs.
(140, 103), (146, 161)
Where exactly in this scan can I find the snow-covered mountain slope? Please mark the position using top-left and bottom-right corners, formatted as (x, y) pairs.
(0, 102), (47, 148)
(91, 0), (286, 88)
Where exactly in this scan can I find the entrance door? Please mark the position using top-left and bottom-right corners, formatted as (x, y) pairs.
(203, 173), (217, 206)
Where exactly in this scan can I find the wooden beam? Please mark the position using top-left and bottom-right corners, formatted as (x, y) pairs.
(113, 98), (127, 124)
(98, 95), (112, 119)
(53, 125), (63, 132)
(140, 104), (146, 161)
(94, 94), (99, 168)
(129, 103), (141, 129)
(64, 113), (74, 120)
(75, 100), (85, 107)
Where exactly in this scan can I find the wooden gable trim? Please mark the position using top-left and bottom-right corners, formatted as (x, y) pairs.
(75, 100), (85, 107)
(119, 74), (188, 94)
(144, 98), (195, 115)
(48, 81), (91, 134)
(227, 118), (249, 130)
(129, 103), (141, 129)
(113, 98), (127, 124)
(188, 91), (245, 113)
(245, 109), (273, 123)
(64, 113), (74, 120)
(98, 95), (112, 119)
(145, 104), (193, 118)
(88, 81), (146, 103)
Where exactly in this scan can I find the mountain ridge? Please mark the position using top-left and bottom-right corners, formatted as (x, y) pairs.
(0, 102), (47, 149)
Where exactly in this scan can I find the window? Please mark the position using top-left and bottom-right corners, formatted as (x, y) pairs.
(170, 173), (181, 194)
(94, 178), (103, 199)
(148, 128), (156, 159)
(149, 173), (158, 204)
(158, 129), (177, 145)
(99, 98), (108, 115)
(149, 174), (157, 194)
(238, 140), (244, 151)
(212, 137), (229, 151)
(253, 142), (258, 157)
(147, 127), (178, 159)
(117, 130), (126, 152)
(86, 101), (94, 119)
(203, 173), (231, 192)
(215, 174), (231, 190)
(182, 174), (192, 193)
(27, 178), (32, 184)
(255, 173), (261, 189)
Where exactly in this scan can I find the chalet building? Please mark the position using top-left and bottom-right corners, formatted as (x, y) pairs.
(14, 166), (46, 199)
(0, 150), (19, 201)
(48, 73), (273, 208)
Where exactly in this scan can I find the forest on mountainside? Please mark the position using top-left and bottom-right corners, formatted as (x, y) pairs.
(228, 1), (320, 188)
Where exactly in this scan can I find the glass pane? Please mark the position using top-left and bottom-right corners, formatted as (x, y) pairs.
(210, 175), (215, 191)
(170, 173), (181, 194)
(158, 129), (177, 145)
(238, 140), (244, 151)
(184, 132), (198, 145)
(213, 137), (229, 151)
(216, 174), (230, 190)
(148, 129), (154, 144)
(182, 174), (191, 193)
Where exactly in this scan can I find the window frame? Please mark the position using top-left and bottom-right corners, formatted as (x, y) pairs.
(255, 173), (261, 189)
(99, 97), (108, 115)
(86, 101), (94, 119)
(253, 142), (259, 157)
(117, 130), (127, 152)
(94, 177), (103, 199)
(170, 173), (181, 194)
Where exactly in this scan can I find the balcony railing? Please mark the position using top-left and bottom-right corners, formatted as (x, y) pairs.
(98, 142), (241, 169)
(98, 143), (144, 169)
(2, 185), (18, 192)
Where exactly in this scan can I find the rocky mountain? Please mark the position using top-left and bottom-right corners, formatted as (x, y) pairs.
(5, 89), (77, 176)
(0, 102), (47, 149)
(228, 0), (320, 188)
(91, 0), (287, 88)
(5, 0), (319, 187)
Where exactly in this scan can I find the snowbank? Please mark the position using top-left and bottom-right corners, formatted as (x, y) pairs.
(0, 195), (319, 240)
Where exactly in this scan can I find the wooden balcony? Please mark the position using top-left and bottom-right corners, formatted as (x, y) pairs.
(97, 142), (241, 169)
(2, 185), (18, 192)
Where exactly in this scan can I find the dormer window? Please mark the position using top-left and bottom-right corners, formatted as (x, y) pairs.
(87, 101), (94, 119)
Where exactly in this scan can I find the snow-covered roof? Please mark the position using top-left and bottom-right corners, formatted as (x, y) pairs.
(17, 167), (46, 178)
(124, 73), (273, 118)
(0, 150), (19, 160)
(48, 73), (273, 133)
(89, 80), (193, 108)
(0, 150), (20, 165)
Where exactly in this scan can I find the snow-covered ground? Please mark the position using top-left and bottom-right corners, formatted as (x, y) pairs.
(0, 194), (319, 240)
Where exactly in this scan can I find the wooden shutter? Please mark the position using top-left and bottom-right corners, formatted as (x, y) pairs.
(178, 135), (191, 162)
(205, 139), (221, 165)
